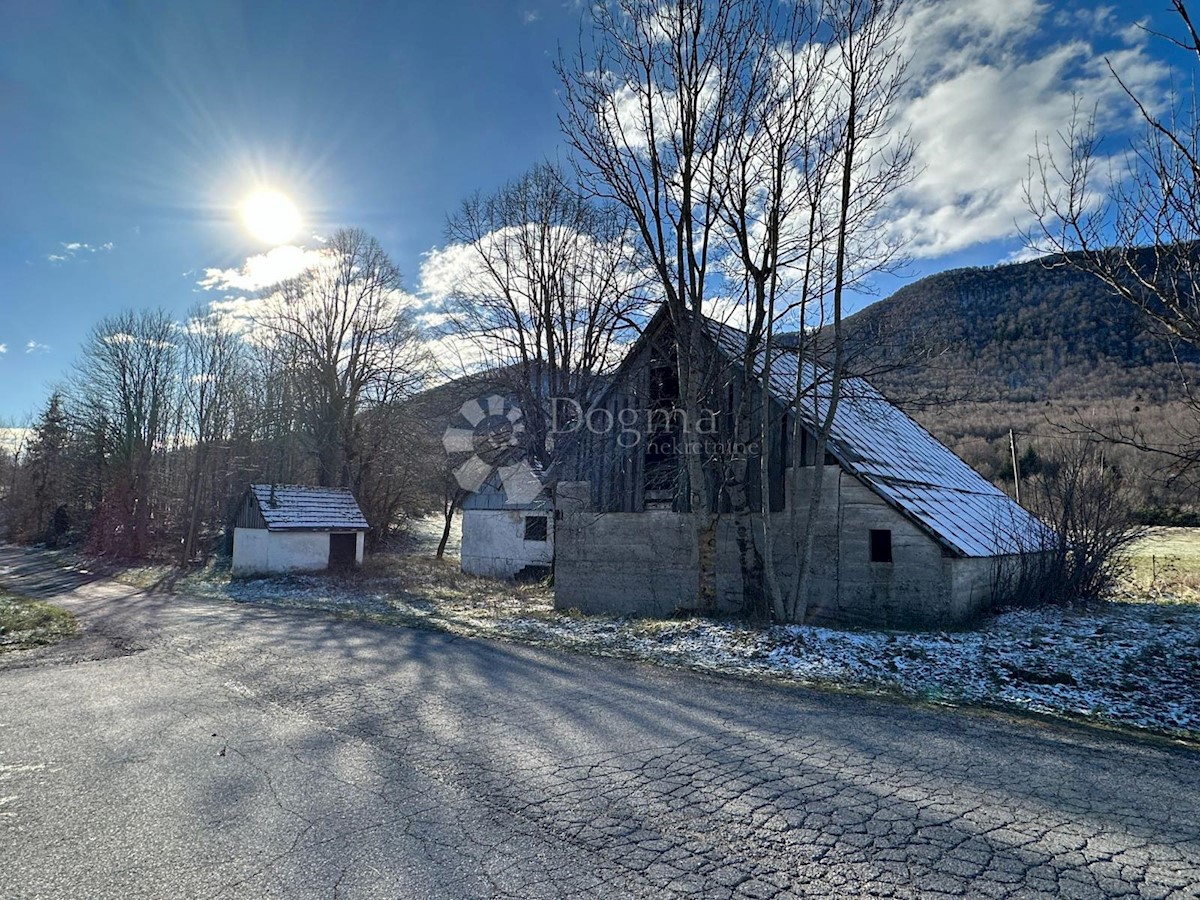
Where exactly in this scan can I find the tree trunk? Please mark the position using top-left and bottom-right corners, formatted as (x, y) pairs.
(436, 491), (460, 559)
(789, 72), (856, 624)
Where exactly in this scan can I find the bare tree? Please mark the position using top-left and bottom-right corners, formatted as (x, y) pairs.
(997, 439), (1145, 605)
(782, 0), (914, 624)
(706, 0), (912, 620)
(559, 0), (753, 517)
(8, 395), (69, 544)
(442, 163), (647, 476)
(560, 0), (914, 621)
(177, 307), (250, 564)
(1027, 1), (1200, 482)
(71, 309), (181, 559)
(259, 227), (431, 541)
(246, 335), (309, 486)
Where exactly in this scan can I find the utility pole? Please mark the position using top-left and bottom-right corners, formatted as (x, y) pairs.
(1009, 428), (1022, 506)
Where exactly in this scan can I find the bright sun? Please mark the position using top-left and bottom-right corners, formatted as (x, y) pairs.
(241, 189), (301, 245)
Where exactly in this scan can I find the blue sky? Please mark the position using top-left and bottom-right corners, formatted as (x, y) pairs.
(0, 0), (1186, 422)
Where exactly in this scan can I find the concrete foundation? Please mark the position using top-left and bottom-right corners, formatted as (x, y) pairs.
(554, 474), (1005, 628)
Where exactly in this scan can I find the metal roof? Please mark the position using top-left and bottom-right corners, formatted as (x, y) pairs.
(461, 470), (553, 511)
(248, 484), (369, 531)
(705, 320), (1051, 558)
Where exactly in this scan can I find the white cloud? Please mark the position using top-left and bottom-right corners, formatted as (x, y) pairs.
(416, 242), (479, 302)
(417, 224), (647, 377)
(46, 241), (114, 263)
(198, 244), (326, 292)
(24, 340), (49, 354)
(98, 332), (175, 351)
(0, 343), (7, 354)
(1001, 244), (1052, 265)
(887, 0), (1170, 259)
(201, 241), (420, 351)
(418, 224), (643, 307)
(579, 0), (1167, 271)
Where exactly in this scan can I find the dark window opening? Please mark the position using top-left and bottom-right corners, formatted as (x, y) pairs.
(524, 515), (548, 542)
(648, 362), (679, 410)
(869, 529), (893, 563)
(643, 431), (678, 507)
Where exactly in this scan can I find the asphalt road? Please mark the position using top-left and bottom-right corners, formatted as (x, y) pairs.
(1, 546), (1198, 899)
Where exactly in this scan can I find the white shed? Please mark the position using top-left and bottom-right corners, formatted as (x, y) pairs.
(461, 472), (554, 579)
(231, 484), (368, 576)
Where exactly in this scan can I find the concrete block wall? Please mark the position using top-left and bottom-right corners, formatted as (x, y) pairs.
(948, 555), (1003, 619)
(555, 482), (703, 616)
(834, 476), (957, 628)
(556, 470), (1002, 628)
(714, 467), (842, 620)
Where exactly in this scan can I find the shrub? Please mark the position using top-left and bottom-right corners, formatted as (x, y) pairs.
(997, 440), (1146, 605)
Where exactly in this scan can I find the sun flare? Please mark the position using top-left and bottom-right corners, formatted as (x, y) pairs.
(241, 189), (301, 245)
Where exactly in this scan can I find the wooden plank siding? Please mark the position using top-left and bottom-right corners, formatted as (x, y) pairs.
(569, 314), (803, 516)
(234, 491), (268, 530)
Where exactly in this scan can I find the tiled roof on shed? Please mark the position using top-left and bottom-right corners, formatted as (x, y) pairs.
(705, 319), (1051, 558)
(249, 484), (369, 531)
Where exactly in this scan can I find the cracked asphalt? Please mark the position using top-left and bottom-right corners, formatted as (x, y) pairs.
(1, 546), (1198, 899)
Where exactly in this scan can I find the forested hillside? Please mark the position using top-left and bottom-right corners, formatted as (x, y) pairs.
(845, 255), (1200, 515)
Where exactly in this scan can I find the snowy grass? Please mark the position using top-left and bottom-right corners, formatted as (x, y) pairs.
(98, 524), (1200, 742)
(0, 591), (76, 652)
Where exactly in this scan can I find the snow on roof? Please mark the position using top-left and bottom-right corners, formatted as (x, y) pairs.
(705, 319), (1051, 558)
(249, 484), (369, 531)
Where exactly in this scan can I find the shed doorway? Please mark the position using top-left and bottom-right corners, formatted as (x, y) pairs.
(329, 532), (357, 569)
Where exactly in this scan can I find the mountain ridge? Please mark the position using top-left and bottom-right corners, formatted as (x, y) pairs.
(837, 253), (1200, 511)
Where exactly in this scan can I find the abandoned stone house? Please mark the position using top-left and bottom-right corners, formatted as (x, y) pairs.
(554, 309), (1048, 627)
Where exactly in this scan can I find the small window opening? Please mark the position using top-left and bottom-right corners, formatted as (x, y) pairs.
(648, 360), (679, 410)
(869, 529), (893, 563)
(644, 431), (677, 491)
(524, 515), (548, 542)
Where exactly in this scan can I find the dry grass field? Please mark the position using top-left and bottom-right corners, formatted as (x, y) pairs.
(1126, 527), (1200, 601)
